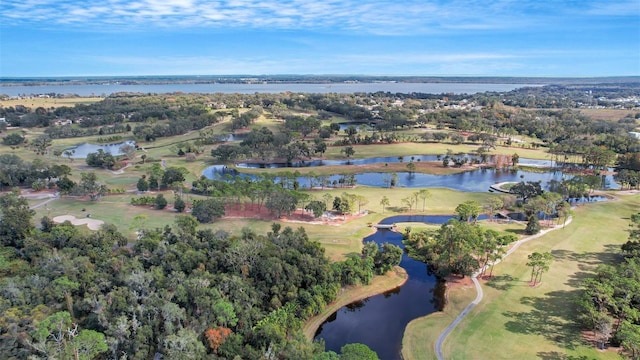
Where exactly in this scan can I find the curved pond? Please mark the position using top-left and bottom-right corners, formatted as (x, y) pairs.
(202, 165), (620, 191)
(314, 215), (459, 359)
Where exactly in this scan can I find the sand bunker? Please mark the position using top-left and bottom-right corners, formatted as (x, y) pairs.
(53, 215), (104, 231)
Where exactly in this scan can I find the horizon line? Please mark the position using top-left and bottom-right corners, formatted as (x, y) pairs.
(2, 74), (639, 80)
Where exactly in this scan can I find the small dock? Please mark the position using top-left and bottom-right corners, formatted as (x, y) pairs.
(373, 223), (396, 229)
(489, 182), (514, 194)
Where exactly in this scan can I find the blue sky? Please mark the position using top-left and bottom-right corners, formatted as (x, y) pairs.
(1, 0), (639, 77)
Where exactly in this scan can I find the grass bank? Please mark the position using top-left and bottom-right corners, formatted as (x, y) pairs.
(402, 193), (640, 360)
(302, 266), (409, 341)
(322, 142), (552, 161)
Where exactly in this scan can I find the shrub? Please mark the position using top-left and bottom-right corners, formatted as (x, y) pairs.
(155, 194), (167, 209)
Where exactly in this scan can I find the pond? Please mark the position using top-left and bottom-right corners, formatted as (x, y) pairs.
(202, 165), (620, 191)
(314, 215), (460, 359)
(65, 141), (136, 159)
(235, 155), (558, 169)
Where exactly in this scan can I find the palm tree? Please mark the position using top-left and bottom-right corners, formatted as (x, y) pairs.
(417, 189), (431, 212)
(487, 247), (506, 278)
(406, 161), (416, 174)
(380, 196), (390, 213)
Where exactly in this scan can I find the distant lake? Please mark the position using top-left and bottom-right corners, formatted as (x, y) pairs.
(0, 82), (535, 97)
(66, 141), (136, 158)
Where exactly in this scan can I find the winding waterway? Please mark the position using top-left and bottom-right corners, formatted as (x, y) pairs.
(314, 215), (457, 359)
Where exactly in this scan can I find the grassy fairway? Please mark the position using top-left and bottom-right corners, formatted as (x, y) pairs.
(323, 142), (552, 161)
(402, 193), (640, 360)
(31, 185), (495, 259)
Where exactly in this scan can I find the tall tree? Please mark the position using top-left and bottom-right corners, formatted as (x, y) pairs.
(305, 200), (327, 218)
(406, 161), (416, 174)
(455, 200), (481, 223)
(415, 189), (431, 212)
(526, 252), (553, 285)
(483, 196), (504, 221)
(341, 146), (355, 159)
(191, 198), (225, 223)
(77, 172), (107, 201)
(0, 189), (35, 247)
(525, 214), (541, 235)
(380, 196), (390, 213)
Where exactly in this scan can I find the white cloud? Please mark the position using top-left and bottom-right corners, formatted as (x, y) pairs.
(584, 0), (640, 16)
(0, 0), (562, 34)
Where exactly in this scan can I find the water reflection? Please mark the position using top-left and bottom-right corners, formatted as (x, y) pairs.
(202, 165), (619, 191)
(235, 154), (557, 169)
(65, 141), (136, 158)
(315, 215), (458, 360)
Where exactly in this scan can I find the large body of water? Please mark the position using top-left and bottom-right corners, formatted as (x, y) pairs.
(203, 165), (619, 191)
(0, 82), (533, 97)
(236, 154), (557, 169)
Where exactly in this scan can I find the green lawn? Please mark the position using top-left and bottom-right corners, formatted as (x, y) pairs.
(402, 193), (640, 360)
(322, 141), (552, 161)
(32, 186), (497, 260)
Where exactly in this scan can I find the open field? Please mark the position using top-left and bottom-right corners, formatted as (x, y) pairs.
(402, 192), (640, 360)
(579, 108), (638, 122)
(0, 97), (104, 109)
(503, 105), (639, 123)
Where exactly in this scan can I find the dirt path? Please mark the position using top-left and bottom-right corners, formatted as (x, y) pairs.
(108, 162), (132, 174)
(29, 196), (59, 209)
(435, 216), (573, 360)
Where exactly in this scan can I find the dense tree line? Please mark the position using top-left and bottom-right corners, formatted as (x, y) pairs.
(493, 83), (640, 109)
(0, 154), (71, 190)
(403, 216), (515, 278)
(577, 213), (640, 358)
(0, 189), (401, 359)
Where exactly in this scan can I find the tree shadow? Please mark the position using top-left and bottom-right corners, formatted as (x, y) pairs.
(503, 290), (588, 350)
(500, 243), (629, 356)
(505, 228), (526, 235)
(484, 274), (519, 291)
(536, 352), (591, 360)
(565, 270), (595, 288)
(550, 248), (615, 264)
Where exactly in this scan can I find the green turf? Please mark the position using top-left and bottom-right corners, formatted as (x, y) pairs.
(402, 193), (639, 360)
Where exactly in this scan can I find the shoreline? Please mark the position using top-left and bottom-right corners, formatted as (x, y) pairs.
(302, 266), (409, 341)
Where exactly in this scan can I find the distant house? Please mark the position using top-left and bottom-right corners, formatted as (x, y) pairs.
(629, 132), (640, 139)
(54, 119), (72, 126)
(0, 117), (6, 122)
